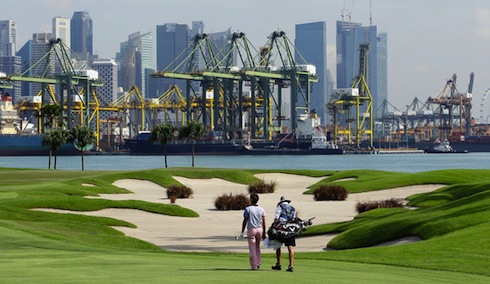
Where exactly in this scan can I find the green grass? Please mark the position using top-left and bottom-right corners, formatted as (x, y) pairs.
(1, 167), (489, 283)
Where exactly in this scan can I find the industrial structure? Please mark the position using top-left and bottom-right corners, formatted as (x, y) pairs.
(2, 31), (489, 153)
(2, 31), (319, 151)
(151, 30), (318, 141)
(376, 72), (488, 147)
(329, 43), (374, 147)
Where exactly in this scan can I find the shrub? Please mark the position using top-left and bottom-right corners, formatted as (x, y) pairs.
(248, 179), (277, 194)
(214, 193), (251, 210)
(355, 198), (405, 213)
(313, 185), (348, 201)
(167, 185), (193, 203)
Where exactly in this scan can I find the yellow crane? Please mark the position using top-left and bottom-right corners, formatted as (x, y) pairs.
(329, 43), (373, 147)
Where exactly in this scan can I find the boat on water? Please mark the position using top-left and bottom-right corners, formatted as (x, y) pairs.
(238, 131), (343, 155)
(126, 113), (343, 156)
(423, 140), (468, 154)
(0, 95), (77, 156)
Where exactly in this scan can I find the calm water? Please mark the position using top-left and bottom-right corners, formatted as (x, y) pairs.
(0, 152), (489, 172)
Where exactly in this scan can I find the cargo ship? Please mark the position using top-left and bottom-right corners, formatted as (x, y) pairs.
(0, 95), (77, 156)
(125, 113), (343, 155)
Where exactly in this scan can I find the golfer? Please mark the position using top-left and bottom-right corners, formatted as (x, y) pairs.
(241, 193), (266, 270)
(271, 196), (296, 272)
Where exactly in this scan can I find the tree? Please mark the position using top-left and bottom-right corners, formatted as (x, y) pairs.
(179, 120), (207, 167)
(69, 125), (95, 171)
(39, 104), (63, 129)
(42, 128), (69, 170)
(150, 123), (177, 168)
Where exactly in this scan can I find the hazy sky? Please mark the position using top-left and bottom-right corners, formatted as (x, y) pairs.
(2, 0), (490, 120)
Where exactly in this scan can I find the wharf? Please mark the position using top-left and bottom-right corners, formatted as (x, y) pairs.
(343, 148), (424, 155)
(377, 148), (424, 154)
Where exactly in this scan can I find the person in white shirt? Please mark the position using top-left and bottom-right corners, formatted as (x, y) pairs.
(241, 193), (266, 270)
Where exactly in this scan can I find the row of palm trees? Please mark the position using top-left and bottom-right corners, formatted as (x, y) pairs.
(40, 103), (208, 170)
(42, 125), (95, 170)
(149, 120), (207, 168)
(39, 104), (96, 171)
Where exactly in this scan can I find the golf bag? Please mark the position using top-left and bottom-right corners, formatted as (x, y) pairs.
(267, 217), (315, 243)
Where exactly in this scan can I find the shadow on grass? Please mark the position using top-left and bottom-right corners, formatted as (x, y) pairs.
(180, 268), (253, 271)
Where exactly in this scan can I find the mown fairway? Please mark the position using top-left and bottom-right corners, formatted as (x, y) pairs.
(1, 168), (489, 283)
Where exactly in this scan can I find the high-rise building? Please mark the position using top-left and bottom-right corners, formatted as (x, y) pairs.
(0, 20), (16, 57)
(92, 58), (118, 106)
(336, 20), (387, 118)
(16, 40), (31, 101)
(207, 27), (234, 66)
(27, 33), (55, 97)
(376, 32), (388, 116)
(52, 17), (71, 48)
(155, 21), (203, 95)
(70, 11), (93, 59)
(0, 20), (21, 101)
(117, 31), (154, 98)
(0, 56), (21, 101)
(295, 21), (329, 124)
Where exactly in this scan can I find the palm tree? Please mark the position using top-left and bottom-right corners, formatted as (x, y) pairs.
(42, 128), (69, 169)
(150, 123), (177, 168)
(179, 120), (207, 167)
(69, 125), (95, 171)
(39, 104), (63, 129)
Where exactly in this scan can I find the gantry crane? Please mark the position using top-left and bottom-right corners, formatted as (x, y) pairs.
(427, 73), (473, 140)
(151, 31), (317, 142)
(329, 43), (373, 147)
(4, 38), (104, 148)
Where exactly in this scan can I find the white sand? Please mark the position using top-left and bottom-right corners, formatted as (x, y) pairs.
(37, 174), (444, 253)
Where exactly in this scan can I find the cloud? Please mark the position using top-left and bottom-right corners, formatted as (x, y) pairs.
(476, 8), (490, 39)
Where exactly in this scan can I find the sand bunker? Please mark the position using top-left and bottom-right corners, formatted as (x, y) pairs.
(35, 174), (444, 253)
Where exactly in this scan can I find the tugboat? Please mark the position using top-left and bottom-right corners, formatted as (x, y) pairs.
(424, 140), (468, 153)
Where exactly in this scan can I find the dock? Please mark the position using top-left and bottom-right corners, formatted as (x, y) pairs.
(343, 147), (424, 155)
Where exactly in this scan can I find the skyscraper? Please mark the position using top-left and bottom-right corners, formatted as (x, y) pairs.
(70, 11), (93, 59)
(0, 20), (16, 57)
(0, 20), (21, 101)
(336, 20), (387, 118)
(92, 59), (118, 105)
(92, 59), (118, 125)
(52, 17), (71, 48)
(376, 32), (388, 116)
(26, 33), (55, 97)
(295, 21), (329, 124)
(117, 31), (154, 98)
(155, 21), (203, 95)
(207, 27), (234, 66)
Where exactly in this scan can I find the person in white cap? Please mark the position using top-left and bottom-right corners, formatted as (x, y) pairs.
(271, 196), (296, 272)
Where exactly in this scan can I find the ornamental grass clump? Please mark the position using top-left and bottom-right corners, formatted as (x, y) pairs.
(248, 179), (277, 194)
(214, 193), (251, 210)
(167, 185), (193, 203)
(355, 197), (405, 213)
(313, 185), (348, 201)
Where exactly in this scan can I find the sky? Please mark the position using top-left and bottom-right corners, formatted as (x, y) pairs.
(2, 0), (490, 121)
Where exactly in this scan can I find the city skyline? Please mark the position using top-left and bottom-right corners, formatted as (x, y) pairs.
(2, 0), (490, 120)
